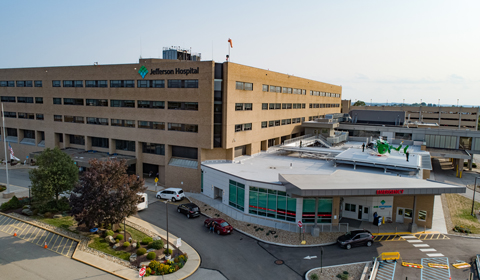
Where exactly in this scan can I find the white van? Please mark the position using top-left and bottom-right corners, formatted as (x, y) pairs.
(137, 193), (148, 211)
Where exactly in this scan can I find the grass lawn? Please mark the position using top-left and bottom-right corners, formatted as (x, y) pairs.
(446, 193), (480, 234)
(36, 216), (77, 232)
(125, 225), (149, 242)
(89, 236), (131, 261)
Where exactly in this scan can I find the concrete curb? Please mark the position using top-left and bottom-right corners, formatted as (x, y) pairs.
(72, 250), (131, 280)
(447, 233), (480, 239)
(304, 261), (370, 280)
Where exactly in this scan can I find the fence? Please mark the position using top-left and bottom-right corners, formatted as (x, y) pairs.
(283, 134), (313, 146)
(327, 132), (348, 144)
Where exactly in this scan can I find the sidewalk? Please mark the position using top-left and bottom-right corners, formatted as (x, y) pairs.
(72, 216), (201, 280)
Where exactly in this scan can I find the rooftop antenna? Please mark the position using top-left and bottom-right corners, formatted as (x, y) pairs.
(139, 37), (142, 59)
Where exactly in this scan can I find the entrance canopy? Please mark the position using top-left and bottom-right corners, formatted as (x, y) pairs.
(279, 170), (465, 197)
(427, 148), (471, 160)
(29, 148), (136, 168)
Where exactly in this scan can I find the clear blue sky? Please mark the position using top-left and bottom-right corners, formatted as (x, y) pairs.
(1, 0), (478, 105)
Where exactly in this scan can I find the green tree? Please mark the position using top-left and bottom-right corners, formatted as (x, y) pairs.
(70, 159), (147, 228)
(29, 147), (78, 207)
(353, 100), (366, 106)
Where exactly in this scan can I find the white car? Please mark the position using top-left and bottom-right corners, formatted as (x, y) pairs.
(156, 188), (185, 202)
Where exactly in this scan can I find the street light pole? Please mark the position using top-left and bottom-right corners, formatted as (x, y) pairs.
(472, 177), (478, 216)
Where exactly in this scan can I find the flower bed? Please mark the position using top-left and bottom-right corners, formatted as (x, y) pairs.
(144, 254), (188, 276)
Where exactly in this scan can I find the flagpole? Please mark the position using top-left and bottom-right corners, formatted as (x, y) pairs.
(1, 103), (10, 195)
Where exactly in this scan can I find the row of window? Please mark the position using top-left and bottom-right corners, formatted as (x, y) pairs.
(310, 90), (341, 98)
(235, 103), (252, 111)
(1, 96), (43, 103)
(262, 103), (306, 110)
(261, 117), (304, 128)
(309, 103), (340, 108)
(64, 134), (164, 155)
(49, 79), (199, 88)
(4, 112), (44, 120)
(52, 98), (198, 110)
(0, 81), (42, 87)
(262, 84), (306, 95)
(234, 123), (252, 132)
(52, 115), (198, 133)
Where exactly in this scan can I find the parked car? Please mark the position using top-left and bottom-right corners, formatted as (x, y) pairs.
(177, 203), (200, 218)
(204, 218), (234, 235)
(337, 229), (374, 250)
(156, 188), (185, 202)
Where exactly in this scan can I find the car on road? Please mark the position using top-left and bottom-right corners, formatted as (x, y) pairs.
(177, 203), (200, 218)
(204, 218), (234, 235)
(156, 188), (185, 202)
(337, 229), (374, 250)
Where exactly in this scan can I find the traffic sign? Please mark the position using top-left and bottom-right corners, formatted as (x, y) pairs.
(297, 221), (303, 228)
(176, 238), (182, 248)
(139, 267), (146, 277)
(155, 177), (158, 183)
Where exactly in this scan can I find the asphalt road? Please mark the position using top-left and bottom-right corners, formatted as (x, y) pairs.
(0, 230), (119, 280)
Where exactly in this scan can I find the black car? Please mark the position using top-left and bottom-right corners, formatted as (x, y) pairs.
(337, 229), (374, 250)
(177, 203), (200, 219)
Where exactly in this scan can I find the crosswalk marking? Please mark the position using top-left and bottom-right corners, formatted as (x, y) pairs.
(402, 235), (417, 239)
(407, 240), (423, 243)
(427, 253), (444, 257)
(420, 249), (437, 252)
(414, 244), (430, 247)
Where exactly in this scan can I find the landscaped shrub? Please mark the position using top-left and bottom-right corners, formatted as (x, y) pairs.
(453, 225), (471, 233)
(137, 248), (147, 255)
(115, 239), (120, 243)
(164, 248), (172, 255)
(0, 196), (21, 211)
(473, 163), (478, 168)
(163, 265), (170, 274)
(136, 242), (141, 248)
(310, 274), (319, 280)
(149, 260), (159, 270)
(146, 267), (152, 276)
(116, 234), (124, 240)
(150, 239), (164, 250)
(147, 252), (156, 260)
(178, 255), (187, 262)
(44, 212), (53, 218)
(123, 242), (130, 247)
(106, 230), (114, 236)
(141, 237), (153, 245)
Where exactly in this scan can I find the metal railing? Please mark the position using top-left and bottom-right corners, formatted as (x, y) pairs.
(476, 254), (480, 279)
(283, 134), (313, 145)
(327, 132), (348, 144)
(369, 258), (379, 280)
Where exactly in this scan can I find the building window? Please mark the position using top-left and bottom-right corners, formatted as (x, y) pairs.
(168, 123), (198, 133)
(168, 102), (198, 111)
(64, 116), (84, 124)
(137, 80), (165, 88)
(262, 103), (268, 110)
(4, 112), (16, 118)
(110, 80), (135, 88)
(1, 96), (15, 102)
(54, 115), (62, 122)
(69, 135), (85, 145)
(18, 113), (34, 119)
(138, 100), (165, 109)
(115, 140), (135, 152)
(0, 81), (15, 87)
(236, 82), (253, 91)
(269, 103), (275, 110)
(63, 80), (83, 87)
(35, 97), (43, 104)
(243, 123), (252, 131)
(86, 99), (108, 106)
(418, 210), (427, 221)
(404, 209), (413, 218)
(142, 143), (165, 155)
(23, 129), (35, 139)
(36, 114), (44, 120)
(345, 203), (356, 212)
(262, 84), (269, 92)
(167, 79), (198, 88)
(53, 98), (61, 104)
(303, 198), (332, 223)
(249, 187), (296, 221)
(52, 80), (61, 87)
(63, 98), (84, 106)
(138, 121), (165, 130)
(86, 117), (108, 125)
(91, 137), (109, 148)
(244, 103), (252, 110)
(228, 180), (245, 211)
(235, 124), (243, 132)
(6, 128), (17, 137)
(110, 100), (135, 108)
(17, 97), (34, 103)
(261, 121), (267, 128)
(85, 80), (108, 88)
(111, 119), (135, 128)
(16, 81), (32, 87)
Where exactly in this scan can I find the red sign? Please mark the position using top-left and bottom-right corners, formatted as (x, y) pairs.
(298, 221), (303, 228)
(139, 267), (146, 277)
(376, 189), (404, 195)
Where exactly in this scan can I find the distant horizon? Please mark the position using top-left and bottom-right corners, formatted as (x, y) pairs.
(348, 101), (479, 108)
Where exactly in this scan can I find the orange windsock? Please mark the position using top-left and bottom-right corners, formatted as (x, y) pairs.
(228, 38), (233, 48)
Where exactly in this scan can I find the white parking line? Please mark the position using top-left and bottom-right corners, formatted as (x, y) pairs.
(414, 244), (430, 247)
(420, 249), (437, 252)
(426, 253), (444, 257)
(407, 240), (423, 243)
